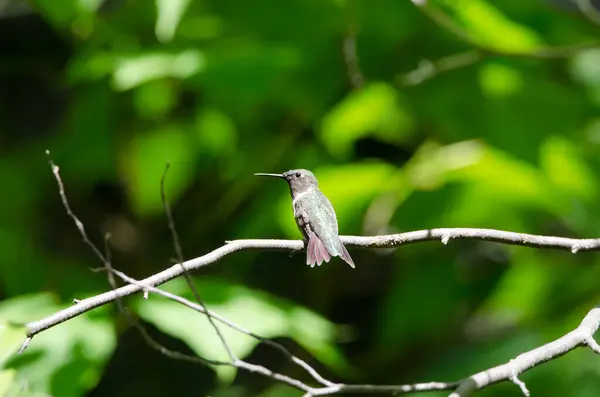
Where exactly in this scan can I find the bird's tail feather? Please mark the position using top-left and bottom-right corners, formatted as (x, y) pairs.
(307, 235), (331, 267)
(338, 238), (355, 268)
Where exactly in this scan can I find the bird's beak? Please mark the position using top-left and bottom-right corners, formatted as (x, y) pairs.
(254, 173), (286, 179)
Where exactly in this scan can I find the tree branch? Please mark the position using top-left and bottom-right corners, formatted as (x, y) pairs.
(15, 153), (600, 396)
(401, 0), (600, 85)
(449, 306), (600, 396)
(22, 228), (600, 348)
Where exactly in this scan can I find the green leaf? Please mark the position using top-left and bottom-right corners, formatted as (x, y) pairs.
(478, 63), (523, 98)
(320, 83), (414, 158)
(133, 80), (178, 119)
(0, 294), (115, 397)
(112, 50), (205, 91)
(155, 0), (191, 43)
(570, 49), (600, 105)
(444, 144), (556, 210)
(474, 250), (550, 325)
(123, 127), (198, 216)
(0, 369), (17, 396)
(195, 107), (239, 157)
(571, 49), (600, 86)
(440, 0), (542, 52)
(29, 0), (78, 27)
(0, 323), (26, 367)
(540, 135), (597, 201)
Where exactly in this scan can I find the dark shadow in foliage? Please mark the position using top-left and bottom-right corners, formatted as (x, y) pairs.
(88, 320), (217, 397)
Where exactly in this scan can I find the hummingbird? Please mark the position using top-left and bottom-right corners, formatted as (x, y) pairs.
(254, 169), (355, 268)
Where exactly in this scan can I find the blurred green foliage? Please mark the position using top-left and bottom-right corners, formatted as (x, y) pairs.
(1, 0), (600, 396)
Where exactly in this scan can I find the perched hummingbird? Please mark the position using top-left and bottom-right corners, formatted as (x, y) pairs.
(255, 169), (355, 268)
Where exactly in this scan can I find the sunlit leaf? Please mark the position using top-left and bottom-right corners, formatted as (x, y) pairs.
(135, 279), (346, 382)
(440, 0), (542, 51)
(444, 144), (556, 210)
(0, 323), (26, 367)
(123, 127), (198, 216)
(404, 140), (484, 190)
(571, 49), (600, 86)
(178, 15), (224, 40)
(570, 49), (600, 105)
(478, 63), (523, 98)
(113, 50), (205, 91)
(29, 0), (78, 27)
(133, 80), (177, 119)
(195, 107), (239, 157)
(155, 0), (191, 43)
(0, 294), (115, 396)
(474, 250), (550, 326)
(0, 369), (16, 397)
(320, 83), (414, 158)
(540, 135), (597, 201)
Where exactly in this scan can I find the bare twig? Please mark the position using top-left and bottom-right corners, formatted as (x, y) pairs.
(42, 153), (336, 388)
(401, 0), (600, 85)
(412, 0), (600, 58)
(109, 268), (335, 387)
(109, 266), (457, 395)
(449, 307), (600, 396)
(160, 163), (237, 362)
(342, 0), (364, 88)
(45, 151), (108, 264)
(45, 151), (229, 367)
(400, 50), (484, 86)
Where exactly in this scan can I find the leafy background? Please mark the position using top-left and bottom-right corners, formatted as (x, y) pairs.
(1, 0), (600, 396)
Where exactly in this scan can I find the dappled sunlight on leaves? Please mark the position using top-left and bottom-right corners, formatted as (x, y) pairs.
(439, 0), (542, 51)
(136, 278), (346, 382)
(0, 295), (115, 396)
(320, 83), (414, 159)
(123, 128), (197, 216)
(113, 50), (205, 91)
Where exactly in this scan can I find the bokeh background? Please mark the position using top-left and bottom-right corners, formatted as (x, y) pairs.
(2, 0), (600, 396)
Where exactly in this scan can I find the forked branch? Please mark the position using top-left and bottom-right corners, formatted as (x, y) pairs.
(16, 153), (600, 397)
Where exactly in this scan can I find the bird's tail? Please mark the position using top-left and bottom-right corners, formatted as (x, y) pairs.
(337, 238), (355, 268)
(306, 235), (331, 267)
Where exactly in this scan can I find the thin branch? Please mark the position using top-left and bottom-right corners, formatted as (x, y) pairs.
(22, 228), (600, 347)
(45, 151), (108, 264)
(160, 163), (237, 362)
(160, 163), (336, 387)
(45, 150), (229, 367)
(399, 50), (484, 86)
(401, 0), (600, 86)
(109, 268), (336, 387)
(342, 0), (364, 89)
(310, 381), (457, 395)
(42, 153), (336, 389)
(449, 307), (600, 397)
(93, 265), (457, 395)
(575, 0), (600, 27)
(25, 153), (600, 396)
(412, 0), (600, 58)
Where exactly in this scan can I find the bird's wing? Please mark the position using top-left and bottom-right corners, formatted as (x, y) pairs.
(296, 191), (340, 255)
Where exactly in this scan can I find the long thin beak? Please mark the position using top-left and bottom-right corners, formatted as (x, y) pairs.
(254, 173), (285, 179)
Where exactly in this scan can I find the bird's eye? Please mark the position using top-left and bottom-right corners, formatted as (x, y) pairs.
(296, 172), (301, 178)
